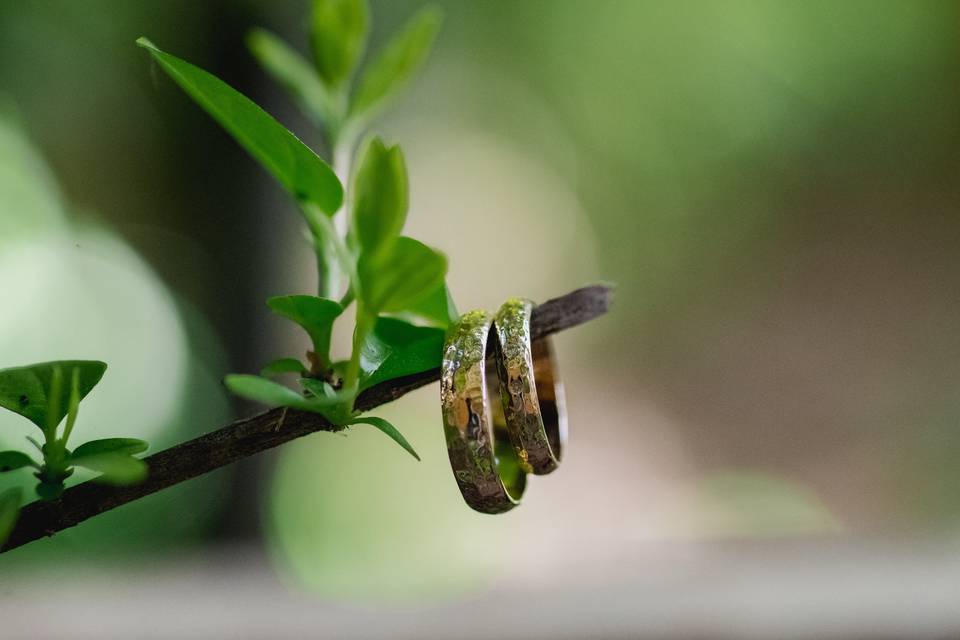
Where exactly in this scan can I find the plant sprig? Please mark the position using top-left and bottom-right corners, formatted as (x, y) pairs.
(138, 0), (449, 459)
(0, 361), (149, 502)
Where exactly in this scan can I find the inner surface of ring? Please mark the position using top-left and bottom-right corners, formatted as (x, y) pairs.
(531, 337), (563, 459)
(485, 336), (526, 501)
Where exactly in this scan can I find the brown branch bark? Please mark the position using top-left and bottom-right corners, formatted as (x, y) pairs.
(2, 284), (613, 553)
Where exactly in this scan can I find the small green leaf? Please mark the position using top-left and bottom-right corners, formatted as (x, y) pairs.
(351, 136), (408, 261)
(348, 416), (420, 461)
(358, 236), (447, 313)
(0, 360), (106, 432)
(390, 281), (458, 328)
(71, 438), (148, 460)
(266, 295), (343, 357)
(71, 453), (147, 486)
(261, 358), (308, 377)
(0, 487), (22, 546)
(0, 450), (37, 473)
(350, 6), (442, 120)
(310, 0), (370, 88)
(225, 374), (316, 411)
(299, 377), (337, 399)
(137, 38), (343, 215)
(359, 317), (444, 390)
(247, 28), (335, 126)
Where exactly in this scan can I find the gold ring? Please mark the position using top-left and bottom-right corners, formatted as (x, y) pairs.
(494, 298), (567, 475)
(441, 310), (525, 513)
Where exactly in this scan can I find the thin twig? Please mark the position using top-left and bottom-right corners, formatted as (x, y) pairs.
(1, 284), (613, 553)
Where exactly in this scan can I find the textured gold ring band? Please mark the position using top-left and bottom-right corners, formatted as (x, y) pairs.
(495, 298), (568, 475)
(441, 310), (526, 514)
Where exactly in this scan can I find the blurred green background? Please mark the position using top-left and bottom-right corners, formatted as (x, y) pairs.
(1, 0), (959, 604)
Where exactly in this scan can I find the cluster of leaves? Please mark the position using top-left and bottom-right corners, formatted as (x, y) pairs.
(137, 0), (451, 460)
(0, 361), (149, 540)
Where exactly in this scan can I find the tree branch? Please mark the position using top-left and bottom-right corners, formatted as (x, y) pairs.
(2, 284), (613, 553)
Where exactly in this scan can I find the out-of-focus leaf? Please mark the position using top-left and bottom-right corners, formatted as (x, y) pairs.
(266, 295), (343, 357)
(0, 361), (106, 431)
(71, 438), (148, 460)
(0, 450), (37, 473)
(359, 317), (444, 391)
(310, 0), (370, 88)
(390, 282), (458, 328)
(0, 487), (22, 546)
(225, 374), (315, 411)
(358, 237), (447, 314)
(350, 6), (442, 120)
(347, 416), (420, 461)
(71, 453), (147, 486)
(261, 358), (308, 377)
(247, 28), (335, 126)
(351, 137), (408, 261)
(137, 38), (343, 215)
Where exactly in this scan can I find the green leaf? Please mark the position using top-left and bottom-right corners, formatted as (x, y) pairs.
(350, 6), (442, 120)
(390, 281), (458, 328)
(359, 317), (444, 390)
(71, 453), (147, 486)
(247, 28), (335, 126)
(299, 377), (336, 399)
(351, 137), (408, 261)
(261, 358), (308, 377)
(310, 0), (370, 88)
(347, 416), (420, 461)
(137, 38), (343, 215)
(358, 236), (447, 313)
(225, 374), (316, 411)
(71, 438), (148, 460)
(0, 487), (22, 546)
(225, 375), (355, 424)
(0, 450), (37, 473)
(266, 295), (343, 357)
(0, 360), (106, 431)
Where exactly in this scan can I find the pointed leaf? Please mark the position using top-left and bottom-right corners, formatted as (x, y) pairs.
(359, 317), (444, 390)
(266, 295), (343, 356)
(71, 453), (147, 486)
(310, 0), (370, 88)
(351, 137), (408, 261)
(0, 450), (37, 473)
(71, 438), (148, 460)
(0, 487), (22, 547)
(247, 28), (335, 126)
(0, 361), (106, 431)
(261, 358), (308, 377)
(137, 38), (343, 215)
(225, 374), (315, 411)
(390, 281), (458, 328)
(348, 416), (420, 460)
(350, 6), (442, 120)
(358, 236), (447, 313)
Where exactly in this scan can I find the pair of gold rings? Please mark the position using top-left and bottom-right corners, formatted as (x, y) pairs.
(440, 298), (567, 514)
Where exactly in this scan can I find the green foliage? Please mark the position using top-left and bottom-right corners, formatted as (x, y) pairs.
(0, 360), (105, 432)
(351, 136), (408, 262)
(266, 295), (343, 363)
(310, 0), (370, 89)
(136, 38), (343, 216)
(357, 236), (447, 314)
(350, 6), (442, 122)
(0, 361), (150, 501)
(141, 3), (449, 461)
(347, 416), (419, 461)
(358, 318), (444, 391)
(247, 28), (336, 127)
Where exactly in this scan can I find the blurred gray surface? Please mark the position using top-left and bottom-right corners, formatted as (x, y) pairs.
(3, 538), (960, 639)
